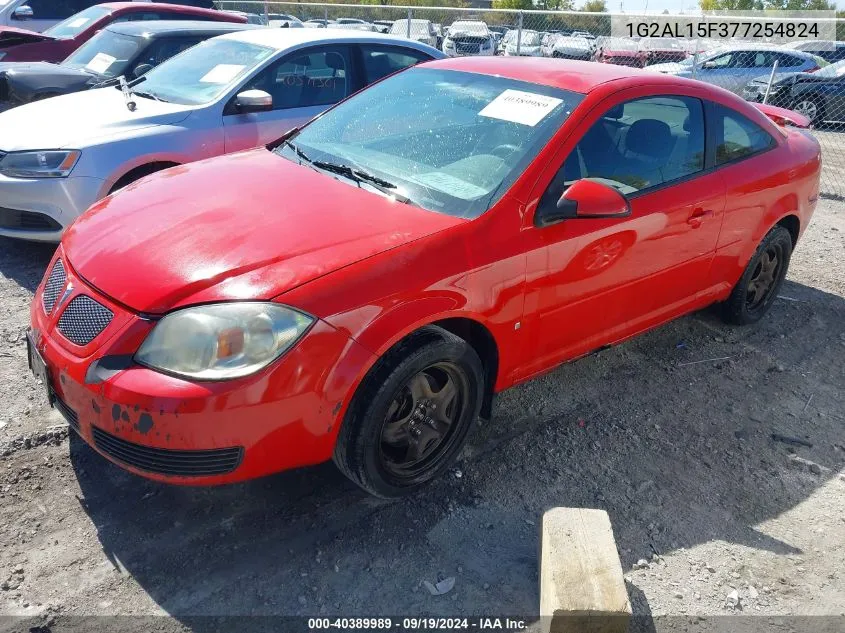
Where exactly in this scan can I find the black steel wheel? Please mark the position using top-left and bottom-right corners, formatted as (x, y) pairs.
(334, 326), (484, 498)
(723, 225), (793, 325)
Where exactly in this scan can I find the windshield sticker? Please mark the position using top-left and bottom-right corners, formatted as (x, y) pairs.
(479, 89), (563, 127)
(414, 172), (487, 200)
(85, 52), (115, 74)
(66, 16), (90, 28)
(200, 64), (247, 84)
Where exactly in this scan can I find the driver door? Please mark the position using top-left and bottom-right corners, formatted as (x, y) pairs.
(223, 45), (355, 153)
(518, 93), (725, 380)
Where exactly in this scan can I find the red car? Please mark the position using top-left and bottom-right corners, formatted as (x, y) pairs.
(638, 37), (688, 66)
(594, 37), (645, 68)
(0, 2), (245, 63)
(28, 58), (820, 497)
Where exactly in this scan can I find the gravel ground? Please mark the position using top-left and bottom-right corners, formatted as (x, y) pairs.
(0, 198), (843, 632)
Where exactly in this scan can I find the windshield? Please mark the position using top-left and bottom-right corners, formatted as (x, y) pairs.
(450, 21), (489, 35)
(601, 37), (638, 51)
(277, 68), (582, 218)
(134, 38), (274, 105)
(63, 30), (143, 77)
(813, 59), (845, 78)
(389, 20), (429, 34)
(44, 6), (110, 39)
(517, 31), (541, 46)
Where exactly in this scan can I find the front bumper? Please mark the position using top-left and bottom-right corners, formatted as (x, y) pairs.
(0, 174), (104, 242)
(29, 249), (376, 485)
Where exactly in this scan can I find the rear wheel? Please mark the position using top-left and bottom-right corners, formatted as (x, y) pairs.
(722, 225), (792, 325)
(334, 326), (483, 498)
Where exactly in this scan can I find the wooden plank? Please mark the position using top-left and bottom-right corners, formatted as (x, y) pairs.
(539, 508), (632, 633)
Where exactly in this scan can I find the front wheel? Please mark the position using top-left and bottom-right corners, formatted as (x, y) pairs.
(722, 225), (792, 325)
(334, 326), (484, 498)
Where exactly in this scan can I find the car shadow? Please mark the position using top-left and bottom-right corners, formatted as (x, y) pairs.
(0, 236), (56, 293)
(66, 279), (844, 625)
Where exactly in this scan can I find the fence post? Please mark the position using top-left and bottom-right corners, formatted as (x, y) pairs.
(263, 0), (268, 25)
(692, 49), (698, 79)
(517, 11), (523, 56)
(763, 59), (779, 105)
(323, 5), (327, 23)
(407, 7), (412, 38)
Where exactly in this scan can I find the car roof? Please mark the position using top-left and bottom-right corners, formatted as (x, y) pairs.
(99, 2), (222, 12)
(105, 20), (260, 37)
(422, 57), (702, 93)
(216, 27), (439, 51)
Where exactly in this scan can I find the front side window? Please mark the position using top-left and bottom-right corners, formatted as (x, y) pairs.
(43, 4), (109, 36)
(277, 68), (583, 218)
(544, 96), (705, 203)
(239, 47), (350, 110)
(714, 105), (775, 165)
(134, 38), (274, 105)
(359, 45), (429, 84)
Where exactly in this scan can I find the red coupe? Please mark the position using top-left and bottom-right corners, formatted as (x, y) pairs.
(0, 2), (245, 63)
(28, 58), (820, 497)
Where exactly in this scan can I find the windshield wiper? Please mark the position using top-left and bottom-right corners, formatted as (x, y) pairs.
(311, 160), (409, 202)
(118, 75), (137, 111)
(283, 139), (312, 165)
(133, 89), (164, 102)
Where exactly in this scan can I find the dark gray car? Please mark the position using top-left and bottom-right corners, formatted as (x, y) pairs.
(0, 20), (258, 110)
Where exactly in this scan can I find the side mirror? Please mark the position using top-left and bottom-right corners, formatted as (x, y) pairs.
(234, 89), (272, 113)
(702, 60), (717, 69)
(12, 5), (33, 19)
(535, 179), (630, 227)
(132, 63), (153, 78)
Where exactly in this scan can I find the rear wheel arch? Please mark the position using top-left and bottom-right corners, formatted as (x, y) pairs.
(776, 214), (800, 248)
(109, 161), (180, 194)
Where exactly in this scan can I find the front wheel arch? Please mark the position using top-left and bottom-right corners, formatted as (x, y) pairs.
(108, 161), (180, 195)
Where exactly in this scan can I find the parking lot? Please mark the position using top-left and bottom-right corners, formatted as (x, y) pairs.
(0, 192), (842, 628)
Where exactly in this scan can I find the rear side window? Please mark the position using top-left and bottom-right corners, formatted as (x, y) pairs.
(359, 45), (431, 84)
(713, 105), (776, 166)
(775, 52), (806, 68)
(550, 95), (705, 198)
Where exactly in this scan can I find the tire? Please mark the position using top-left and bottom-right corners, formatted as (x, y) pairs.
(722, 225), (792, 325)
(791, 96), (824, 125)
(333, 326), (484, 498)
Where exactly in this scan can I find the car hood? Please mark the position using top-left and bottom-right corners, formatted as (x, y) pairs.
(646, 62), (691, 74)
(0, 26), (56, 47)
(0, 86), (194, 150)
(63, 149), (464, 314)
(749, 71), (815, 86)
(0, 62), (91, 102)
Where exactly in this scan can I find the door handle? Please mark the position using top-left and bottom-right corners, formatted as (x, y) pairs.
(687, 208), (713, 228)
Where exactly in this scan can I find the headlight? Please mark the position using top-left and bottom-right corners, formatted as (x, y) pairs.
(0, 150), (80, 178)
(444, 38), (454, 48)
(0, 52), (5, 61)
(135, 302), (314, 380)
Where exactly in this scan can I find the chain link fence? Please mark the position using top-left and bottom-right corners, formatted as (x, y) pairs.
(215, 1), (845, 197)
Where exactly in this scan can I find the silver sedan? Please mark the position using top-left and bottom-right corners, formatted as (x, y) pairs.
(0, 29), (442, 241)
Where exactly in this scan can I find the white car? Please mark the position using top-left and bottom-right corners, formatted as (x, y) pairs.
(333, 18), (377, 32)
(389, 18), (437, 48)
(503, 29), (542, 57)
(442, 20), (495, 57)
(267, 13), (303, 28)
(0, 29), (443, 241)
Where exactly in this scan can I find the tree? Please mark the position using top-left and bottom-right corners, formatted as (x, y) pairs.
(581, 0), (607, 10)
(699, 0), (832, 9)
(492, 0), (533, 8)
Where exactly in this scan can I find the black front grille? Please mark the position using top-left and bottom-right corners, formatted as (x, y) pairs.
(57, 295), (113, 346)
(92, 427), (243, 476)
(0, 207), (62, 231)
(42, 259), (66, 314)
(54, 396), (79, 432)
(456, 42), (481, 54)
